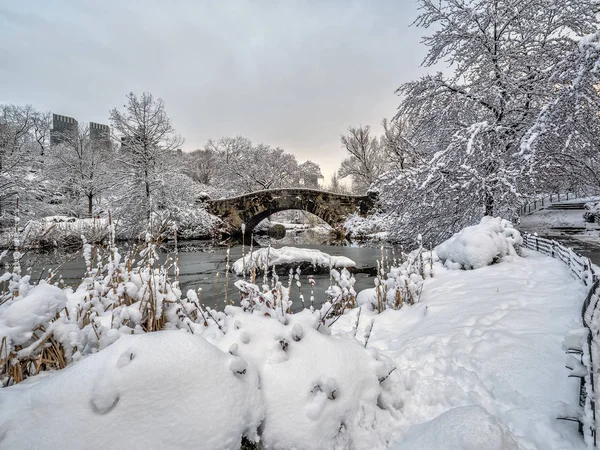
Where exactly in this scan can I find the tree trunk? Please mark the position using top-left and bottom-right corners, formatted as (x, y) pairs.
(88, 194), (93, 218)
(484, 192), (494, 217)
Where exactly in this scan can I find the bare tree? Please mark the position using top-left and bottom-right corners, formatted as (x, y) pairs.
(109, 92), (184, 232)
(185, 148), (220, 185)
(0, 104), (51, 226)
(200, 136), (324, 195)
(45, 124), (112, 217)
(381, 117), (420, 171)
(328, 172), (351, 195)
(522, 30), (600, 195)
(338, 125), (385, 194)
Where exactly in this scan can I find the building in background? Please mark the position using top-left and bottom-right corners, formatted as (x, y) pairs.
(90, 121), (110, 151)
(50, 114), (78, 145)
(0, 122), (9, 150)
(51, 114), (111, 150)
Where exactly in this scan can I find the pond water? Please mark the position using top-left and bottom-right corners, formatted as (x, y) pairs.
(21, 228), (399, 312)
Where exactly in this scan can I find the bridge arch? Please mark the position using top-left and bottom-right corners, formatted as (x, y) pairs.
(206, 188), (377, 236)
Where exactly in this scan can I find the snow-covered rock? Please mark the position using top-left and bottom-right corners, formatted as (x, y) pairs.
(0, 331), (264, 450)
(232, 246), (355, 275)
(436, 216), (521, 269)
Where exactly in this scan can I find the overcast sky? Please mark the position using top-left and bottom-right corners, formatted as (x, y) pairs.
(0, 0), (429, 184)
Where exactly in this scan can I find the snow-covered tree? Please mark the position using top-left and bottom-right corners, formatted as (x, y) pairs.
(44, 124), (112, 217)
(338, 125), (385, 194)
(109, 92), (185, 234)
(382, 0), (597, 244)
(184, 148), (220, 185)
(521, 29), (600, 194)
(328, 172), (351, 194)
(197, 136), (324, 195)
(298, 160), (323, 188)
(380, 117), (421, 171)
(0, 105), (51, 226)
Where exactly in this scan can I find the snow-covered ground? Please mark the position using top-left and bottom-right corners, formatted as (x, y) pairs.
(334, 250), (586, 449)
(520, 208), (591, 231)
(0, 218), (589, 449)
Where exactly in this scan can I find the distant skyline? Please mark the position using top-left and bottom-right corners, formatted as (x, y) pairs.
(0, 0), (430, 184)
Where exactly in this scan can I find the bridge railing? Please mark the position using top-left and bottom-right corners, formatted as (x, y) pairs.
(521, 233), (598, 446)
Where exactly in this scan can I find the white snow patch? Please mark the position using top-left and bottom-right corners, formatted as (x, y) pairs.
(436, 216), (521, 269)
(332, 250), (587, 449)
(389, 405), (519, 450)
(0, 331), (264, 450)
(232, 246), (355, 275)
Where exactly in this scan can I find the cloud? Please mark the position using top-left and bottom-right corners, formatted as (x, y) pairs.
(0, 0), (427, 182)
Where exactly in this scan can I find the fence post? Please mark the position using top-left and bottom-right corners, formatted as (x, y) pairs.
(551, 241), (555, 258)
(536, 236), (539, 252)
(534, 200), (537, 210)
(542, 198), (544, 207)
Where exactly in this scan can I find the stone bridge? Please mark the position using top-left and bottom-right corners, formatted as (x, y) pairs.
(205, 188), (378, 235)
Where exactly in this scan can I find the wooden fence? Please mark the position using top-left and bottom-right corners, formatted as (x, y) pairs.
(519, 192), (580, 216)
(522, 233), (598, 446)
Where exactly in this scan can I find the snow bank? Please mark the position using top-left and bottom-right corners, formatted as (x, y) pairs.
(390, 406), (519, 450)
(232, 246), (355, 275)
(207, 307), (401, 450)
(0, 331), (264, 449)
(332, 251), (587, 449)
(436, 216), (521, 269)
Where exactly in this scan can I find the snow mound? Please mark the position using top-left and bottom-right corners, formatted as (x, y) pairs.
(232, 246), (355, 275)
(436, 216), (521, 269)
(0, 331), (264, 450)
(0, 282), (67, 346)
(390, 406), (519, 450)
(208, 307), (401, 449)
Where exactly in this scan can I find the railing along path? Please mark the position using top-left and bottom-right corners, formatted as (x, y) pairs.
(522, 233), (598, 446)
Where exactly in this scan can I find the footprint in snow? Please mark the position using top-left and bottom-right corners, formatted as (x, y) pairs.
(116, 350), (136, 369)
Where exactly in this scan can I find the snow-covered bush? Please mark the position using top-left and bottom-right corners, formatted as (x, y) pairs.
(356, 242), (431, 312)
(0, 227), (220, 386)
(343, 212), (389, 242)
(203, 306), (402, 450)
(151, 206), (222, 240)
(0, 331), (265, 449)
(325, 268), (357, 317)
(583, 202), (600, 224)
(436, 217), (521, 270)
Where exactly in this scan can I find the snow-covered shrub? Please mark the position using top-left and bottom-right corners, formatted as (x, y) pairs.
(0, 331), (265, 449)
(152, 206), (222, 240)
(203, 306), (402, 450)
(234, 278), (292, 318)
(583, 202), (600, 223)
(324, 268), (357, 318)
(0, 225), (221, 386)
(357, 241), (432, 313)
(343, 212), (389, 242)
(436, 217), (521, 270)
